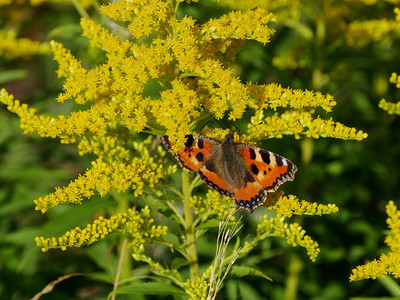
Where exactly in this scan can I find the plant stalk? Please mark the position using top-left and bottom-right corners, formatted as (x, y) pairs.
(182, 171), (199, 278)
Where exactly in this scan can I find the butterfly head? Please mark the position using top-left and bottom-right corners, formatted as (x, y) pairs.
(223, 130), (236, 144)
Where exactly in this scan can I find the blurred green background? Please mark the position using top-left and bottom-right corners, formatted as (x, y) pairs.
(1, 0), (400, 299)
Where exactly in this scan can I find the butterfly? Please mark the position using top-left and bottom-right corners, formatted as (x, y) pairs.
(161, 131), (297, 213)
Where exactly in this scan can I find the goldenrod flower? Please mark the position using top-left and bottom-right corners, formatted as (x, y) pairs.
(380, 72), (400, 115)
(34, 148), (169, 213)
(202, 8), (276, 45)
(247, 110), (367, 140)
(270, 194), (339, 218)
(35, 206), (168, 252)
(209, 0), (301, 22)
(347, 7), (400, 46)
(184, 277), (209, 300)
(0, 30), (51, 59)
(350, 201), (400, 281)
(256, 215), (320, 262)
(247, 83), (337, 112)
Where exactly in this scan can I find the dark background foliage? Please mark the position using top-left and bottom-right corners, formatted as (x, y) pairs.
(1, 1), (400, 299)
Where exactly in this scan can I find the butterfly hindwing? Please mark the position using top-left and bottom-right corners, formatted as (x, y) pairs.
(198, 160), (266, 213)
(236, 144), (297, 192)
(197, 164), (235, 198)
(232, 180), (266, 212)
(161, 135), (219, 172)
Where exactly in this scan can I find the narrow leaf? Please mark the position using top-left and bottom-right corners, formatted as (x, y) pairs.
(230, 266), (272, 281)
(109, 282), (186, 296)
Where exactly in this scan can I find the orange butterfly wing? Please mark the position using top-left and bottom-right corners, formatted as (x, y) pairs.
(161, 134), (237, 201)
(160, 135), (218, 172)
(236, 144), (297, 192)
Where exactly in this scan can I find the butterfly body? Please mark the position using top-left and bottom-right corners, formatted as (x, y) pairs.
(161, 132), (297, 213)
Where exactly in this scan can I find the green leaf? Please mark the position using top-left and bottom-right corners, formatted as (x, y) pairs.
(349, 297), (400, 300)
(172, 257), (189, 269)
(109, 282), (186, 296)
(48, 23), (83, 39)
(0, 196), (34, 217)
(0, 69), (27, 84)
(196, 219), (221, 230)
(237, 280), (263, 300)
(230, 266), (272, 282)
(143, 194), (168, 211)
(1, 227), (40, 245)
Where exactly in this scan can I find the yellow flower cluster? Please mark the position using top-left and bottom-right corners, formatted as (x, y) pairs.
(379, 99), (400, 115)
(386, 201), (400, 252)
(389, 72), (400, 88)
(270, 194), (339, 218)
(34, 154), (167, 213)
(350, 201), (400, 281)
(379, 72), (400, 115)
(247, 110), (367, 140)
(35, 206), (168, 252)
(100, 0), (169, 39)
(52, 40), (114, 104)
(256, 215), (320, 261)
(272, 55), (305, 70)
(202, 8), (276, 45)
(350, 252), (400, 281)
(184, 276), (209, 300)
(0, 30), (51, 59)
(1, 88), (111, 139)
(34, 0), (93, 6)
(247, 83), (337, 112)
(189, 190), (235, 218)
(348, 0), (400, 5)
(0, 0), (93, 7)
(347, 8), (400, 46)
(210, 0), (301, 22)
(153, 80), (201, 149)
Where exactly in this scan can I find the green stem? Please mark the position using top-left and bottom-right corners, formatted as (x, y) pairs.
(378, 275), (400, 296)
(285, 253), (303, 300)
(111, 238), (128, 300)
(312, 10), (326, 91)
(71, 0), (89, 19)
(182, 171), (199, 278)
(111, 191), (131, 283)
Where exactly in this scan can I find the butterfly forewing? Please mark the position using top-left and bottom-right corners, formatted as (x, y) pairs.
(161, 135), (219, 172)
(236, 144), (297, 192)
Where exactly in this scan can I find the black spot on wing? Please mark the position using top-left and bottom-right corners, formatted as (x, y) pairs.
(196, 152), (204, 162)
(198, 139), (204, 149)
(251, 164), (259, 175)
(260, 150), (270, 164)
(249, 148), (256, 160)
(275, 155), (283, 167)
(184, 135), (194, 147)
